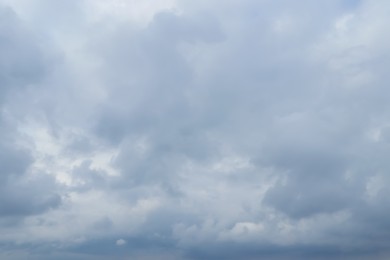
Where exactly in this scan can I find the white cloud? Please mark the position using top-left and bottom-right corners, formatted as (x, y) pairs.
(116, 238), (126, 246)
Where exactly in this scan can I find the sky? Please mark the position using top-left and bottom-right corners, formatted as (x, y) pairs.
(0, 0), (390, 259)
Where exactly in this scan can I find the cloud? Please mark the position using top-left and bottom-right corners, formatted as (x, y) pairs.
(0, 4), (61, 222)
(0, 6), (46, 101)
(115, 239), (126, 246)
(1, 0), (390, 259)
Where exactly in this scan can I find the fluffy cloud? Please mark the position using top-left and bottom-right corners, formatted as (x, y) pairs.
(1, 0), (390, 259)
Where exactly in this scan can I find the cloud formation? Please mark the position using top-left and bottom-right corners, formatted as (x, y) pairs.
(1, 0), (390, 259)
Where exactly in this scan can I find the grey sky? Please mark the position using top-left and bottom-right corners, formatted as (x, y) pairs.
(0, 0), (390, 259)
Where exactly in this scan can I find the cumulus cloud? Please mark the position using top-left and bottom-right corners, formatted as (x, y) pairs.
(1, 0), (390, 259)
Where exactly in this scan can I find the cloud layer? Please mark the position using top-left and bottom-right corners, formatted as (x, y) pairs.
(1, 0), (390, 259)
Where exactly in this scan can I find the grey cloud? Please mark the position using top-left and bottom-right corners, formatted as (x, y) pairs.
(0, 141), (61, 218)
(2, 0), (390, 259)
(0, 120), (61, 219)
(0, 140), (57, 217)
(0, 6), (46, 101)
(0, 176), (61, 217)
(93, 11), (224, 144)
(85, 1), (390, 258)
(0, 143), (32, 180)
(0, 3), (62, 220)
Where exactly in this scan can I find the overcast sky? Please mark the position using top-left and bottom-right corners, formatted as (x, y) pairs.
(1, 0), (390, 259)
